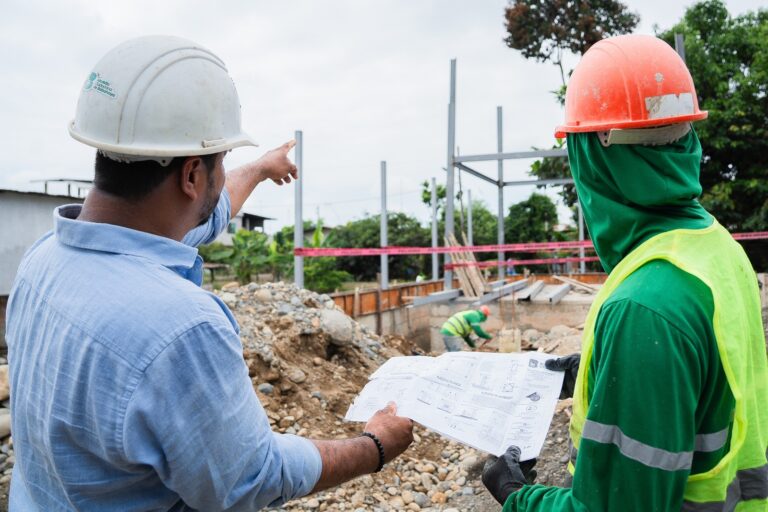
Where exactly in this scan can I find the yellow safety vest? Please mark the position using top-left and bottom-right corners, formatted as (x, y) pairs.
(569, 221), (768, 510)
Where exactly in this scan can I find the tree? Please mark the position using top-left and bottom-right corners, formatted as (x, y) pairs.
(504, 0), (639, 218)
(658, 1), (768, 251)
(505, 192), (560, 243)
(504, 0), (639, 95)
(420, 180), (447, 215)
(331, 213), (431, 282)
(303, 223), (352, 293)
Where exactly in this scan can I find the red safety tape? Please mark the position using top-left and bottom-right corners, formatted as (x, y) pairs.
(445, 256), (601, 269)
(294, 231), (768, 257)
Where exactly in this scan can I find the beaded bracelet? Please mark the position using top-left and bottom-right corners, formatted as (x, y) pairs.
(361, 431), (385, 472)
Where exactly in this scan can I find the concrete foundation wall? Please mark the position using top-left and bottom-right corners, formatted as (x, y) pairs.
(429, 298), (592, 353)
(353, 304), (432, 351)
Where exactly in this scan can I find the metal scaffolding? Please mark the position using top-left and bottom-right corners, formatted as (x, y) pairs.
(442, 58), (571, 288)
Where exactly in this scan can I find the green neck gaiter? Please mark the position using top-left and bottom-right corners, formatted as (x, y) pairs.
(567, 129), (713, 273)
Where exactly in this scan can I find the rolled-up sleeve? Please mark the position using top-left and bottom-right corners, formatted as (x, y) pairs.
(121, 319), (322, 511)
(182, 187), (232, 248)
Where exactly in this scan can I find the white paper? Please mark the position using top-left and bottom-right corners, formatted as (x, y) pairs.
(345, 352), (564, 459)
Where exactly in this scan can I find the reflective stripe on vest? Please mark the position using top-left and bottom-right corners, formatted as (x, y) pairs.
(681, 450), (768, 511)
(444, 313), (471, 338)
(568, 221), (768, 509)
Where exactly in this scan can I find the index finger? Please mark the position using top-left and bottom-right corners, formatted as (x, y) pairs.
(283, 139), (296, 151)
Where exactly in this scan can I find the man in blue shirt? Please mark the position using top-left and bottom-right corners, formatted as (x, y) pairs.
(6, 36), (413, 511)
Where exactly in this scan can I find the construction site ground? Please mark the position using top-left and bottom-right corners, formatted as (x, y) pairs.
(0, 282), (764, 511)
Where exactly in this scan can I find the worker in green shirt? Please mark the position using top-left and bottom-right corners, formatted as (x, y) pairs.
(440, 305), (492, 351)
(482, 35), (768, 511)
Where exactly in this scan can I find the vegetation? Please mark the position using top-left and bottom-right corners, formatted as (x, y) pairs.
(504, 0), (768, 269)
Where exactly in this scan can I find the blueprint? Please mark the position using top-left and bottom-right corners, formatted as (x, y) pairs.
(345, 352), (564, 459)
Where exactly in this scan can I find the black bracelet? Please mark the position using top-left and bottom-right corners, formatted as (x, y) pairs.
(361, 431), (385, 472)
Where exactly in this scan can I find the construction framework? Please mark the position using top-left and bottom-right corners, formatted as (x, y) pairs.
(294, 37), (690, 291)
(442, 34), (690, 289)
(442, 58), (575, 289)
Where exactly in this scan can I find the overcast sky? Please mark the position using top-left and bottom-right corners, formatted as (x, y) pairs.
(1, 0), (764, 233)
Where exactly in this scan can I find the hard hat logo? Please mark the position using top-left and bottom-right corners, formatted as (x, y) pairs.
(83, 72), (117, 99)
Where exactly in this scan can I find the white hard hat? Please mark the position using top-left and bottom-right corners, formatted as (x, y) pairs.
(69, 35), (257, 165)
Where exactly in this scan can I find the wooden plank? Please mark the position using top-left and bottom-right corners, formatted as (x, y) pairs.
(448, 234), (483, 297)
(553, 275), (598, 293)
(445, 235), (477, 297)
(461, 232), (490, 292)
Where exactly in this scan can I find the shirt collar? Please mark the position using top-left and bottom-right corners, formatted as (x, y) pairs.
(54, 204), (199, 270)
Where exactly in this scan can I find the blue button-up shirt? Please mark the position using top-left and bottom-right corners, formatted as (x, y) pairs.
(6, 189), (321, 511)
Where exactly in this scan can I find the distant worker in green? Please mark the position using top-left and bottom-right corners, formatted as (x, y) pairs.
(440, 305), (492, 351)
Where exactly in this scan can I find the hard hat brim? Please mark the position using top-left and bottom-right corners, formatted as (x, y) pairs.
(554, 111), (708, 139)
(69, 120), (258, 156)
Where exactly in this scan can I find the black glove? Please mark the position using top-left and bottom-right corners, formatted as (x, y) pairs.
(481, 445), (537, 505)
(545, 353), (580, 399)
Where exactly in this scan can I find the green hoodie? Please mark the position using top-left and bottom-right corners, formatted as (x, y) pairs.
(503, 130), (735, 511)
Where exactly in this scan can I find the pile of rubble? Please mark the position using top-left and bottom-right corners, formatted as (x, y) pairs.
(217, 282), (578, 511)
(0, 282), (580, 511)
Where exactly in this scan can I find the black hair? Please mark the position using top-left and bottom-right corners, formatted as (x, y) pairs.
(94, 152), (220, 201)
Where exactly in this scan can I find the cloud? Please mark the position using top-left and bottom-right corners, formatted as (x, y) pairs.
(1, 0), (763, 232)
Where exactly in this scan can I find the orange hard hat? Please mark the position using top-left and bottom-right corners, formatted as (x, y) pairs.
(554, 35), (707, 138)
(480, 305), (491, 317)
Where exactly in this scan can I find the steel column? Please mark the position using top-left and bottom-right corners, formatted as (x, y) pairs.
(496, 106), (504, 280)
(431, 177), (439, 281)
(444, 58), (457, 288)
(293, 130), (304, 288)
(674, 33), (686, 63)
(380, 161), (388, 290)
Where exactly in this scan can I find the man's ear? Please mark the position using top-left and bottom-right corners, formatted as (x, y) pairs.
(179, 157), (205, 200)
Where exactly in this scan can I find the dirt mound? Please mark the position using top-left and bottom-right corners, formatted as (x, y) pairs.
(216, 281), (576, 511)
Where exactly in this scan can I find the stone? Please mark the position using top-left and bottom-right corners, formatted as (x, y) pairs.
(549, 324), (576, 338)
(277, 304), (294, 316)
(221, 292), (237, 307)
(459, 455), (478, 471)
(389, 497), (405, 508)
(257, 383), (274, 395)
(320, 309), (354, 345)
(0, 415), (10, 439)
(401, 490), (414, 504)
(430, 491), (447, 504)
(412, 492), (429, 507)
(350, 490), (366, 506)
(461, 486), (475, 496)
(420, 473), (435, 490)
(253, 289), (272, 303)
(386, 487), (398, 496)
(312, 357), (323, 366)
(305, 498), (320, 508)
(287, 368), (307, 384)
(522, 329), (542, 343)
(264, 370), (281, 382)
(407, 503), (421, 511)
(0, 366), (8, 402)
